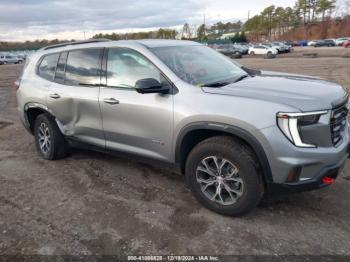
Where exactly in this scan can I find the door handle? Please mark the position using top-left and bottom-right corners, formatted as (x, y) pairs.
(49, 93), (61, 99)
(103, 98), (120, 105)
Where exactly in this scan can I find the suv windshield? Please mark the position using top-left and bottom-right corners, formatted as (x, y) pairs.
(151, 45), (246, 86)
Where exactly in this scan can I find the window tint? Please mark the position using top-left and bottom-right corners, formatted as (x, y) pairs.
(55, 52), (68, 83)
(107, 48), (161, 89)
(38, 53), (59, 81)
(65, 49), (102, 86)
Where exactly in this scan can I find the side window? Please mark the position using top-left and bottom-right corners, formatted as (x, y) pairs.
(38, 53), (59, 81)
(55, 52), (68, 84)
(65, 49), (102, 86)
(106, 48), (161, 89)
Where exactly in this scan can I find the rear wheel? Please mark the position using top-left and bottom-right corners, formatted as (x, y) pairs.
(34, 114), (68, 160)
(185, 136), (263, 216)
(250, 51), (255, 55)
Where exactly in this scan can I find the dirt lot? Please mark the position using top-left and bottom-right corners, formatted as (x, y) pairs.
(0, 50), (350, 258)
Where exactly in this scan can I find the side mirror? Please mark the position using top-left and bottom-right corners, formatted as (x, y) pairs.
(135, 78), (170, 94)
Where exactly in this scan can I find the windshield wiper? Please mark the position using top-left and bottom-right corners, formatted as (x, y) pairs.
(234, 74), (249, 83)
(200, 81), (231, 88)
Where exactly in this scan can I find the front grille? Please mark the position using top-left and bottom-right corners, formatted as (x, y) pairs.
(330, 102), (348, 146)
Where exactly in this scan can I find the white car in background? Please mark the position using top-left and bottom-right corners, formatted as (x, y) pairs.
(307, 40), (318, 46)
(249, 45), (278, 55)
(335, 37), (350, 46)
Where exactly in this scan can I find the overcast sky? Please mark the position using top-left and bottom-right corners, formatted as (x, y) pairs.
(0, 0), (305, 41)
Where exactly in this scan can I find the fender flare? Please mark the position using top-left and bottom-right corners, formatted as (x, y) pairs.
(24, 103), (64, 134)
(175, 122), (273, 183)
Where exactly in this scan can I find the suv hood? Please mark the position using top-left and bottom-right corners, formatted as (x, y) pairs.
(202, 73), (348, 111)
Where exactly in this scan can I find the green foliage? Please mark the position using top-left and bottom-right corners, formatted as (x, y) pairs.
(197, 24), (206, 40)
(92, 28), (177, 40)
(243, 0), (338, 39)
(230, 32), (247, 43)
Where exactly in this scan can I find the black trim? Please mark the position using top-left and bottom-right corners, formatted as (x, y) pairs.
(267, 155), (347, 196)
(66, 138), (177, 173)
(175, 122), (273, 183)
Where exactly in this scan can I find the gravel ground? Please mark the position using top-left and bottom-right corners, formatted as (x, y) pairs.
(0, 50), (350, 258)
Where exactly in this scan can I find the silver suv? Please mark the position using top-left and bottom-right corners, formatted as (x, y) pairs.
(0, 54), (23, 65)
(16, 39), (350, 216)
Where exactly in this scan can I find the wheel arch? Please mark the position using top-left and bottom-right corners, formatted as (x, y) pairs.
(24, 103), (56, 134)
(175, 122), (273, 184)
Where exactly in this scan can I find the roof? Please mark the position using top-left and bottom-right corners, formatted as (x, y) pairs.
(39, 39), (201, 54)
(132, 39), (200, 48)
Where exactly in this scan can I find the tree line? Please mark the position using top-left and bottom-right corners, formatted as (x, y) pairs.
(244, 0), (341, 39)
(1, 0), (349, 51)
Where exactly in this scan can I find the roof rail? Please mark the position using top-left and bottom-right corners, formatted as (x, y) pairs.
(41, 39), (112, 51)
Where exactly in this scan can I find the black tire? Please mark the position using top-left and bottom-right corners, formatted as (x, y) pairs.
(250, 51), (255, 55)
(34, 113), (68, 160)
(185, 136), (263, 216)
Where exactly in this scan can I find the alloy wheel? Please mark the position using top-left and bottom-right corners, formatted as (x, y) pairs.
(196, 156), (244, 205)
(38, 122), (51, 154)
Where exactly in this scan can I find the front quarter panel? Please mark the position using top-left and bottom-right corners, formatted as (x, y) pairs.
(172, 82), (300, 171)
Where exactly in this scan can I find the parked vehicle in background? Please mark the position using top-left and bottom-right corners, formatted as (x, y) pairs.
(0, 54), (23, 65)
(314, 39), (336, 47)
(308, 40), (318, 46)
(342, 40), (350, 48)
(271, 42), (292, 53)
(298, 40), (308, 47)
(216, 44), (243, 57)
(335, 37), (350, 46)
(283, 40), (294, 46)
(17, 54), (27, 61)
(233, 43), (249, 54)
(249, 45), (278, 55)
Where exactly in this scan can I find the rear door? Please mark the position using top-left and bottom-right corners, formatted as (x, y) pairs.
(46, 48), (105, 147)
(99, 47), (174, 162)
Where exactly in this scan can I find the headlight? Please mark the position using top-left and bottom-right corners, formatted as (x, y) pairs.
(277, 110), (328, 148)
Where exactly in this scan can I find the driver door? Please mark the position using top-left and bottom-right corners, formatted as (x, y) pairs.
(99, 48), (174, 162)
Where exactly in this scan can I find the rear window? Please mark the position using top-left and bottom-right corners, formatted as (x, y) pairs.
(38, 53), (59, 81)
(64, 49), (102, 86)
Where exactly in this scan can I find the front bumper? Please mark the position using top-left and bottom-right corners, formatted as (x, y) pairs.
(267, 153), (347, 196)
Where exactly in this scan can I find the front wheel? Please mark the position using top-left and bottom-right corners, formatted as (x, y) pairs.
(250, 51), (255, 55)
(185, 136), (263, 216)
(34, 114), (68, 160)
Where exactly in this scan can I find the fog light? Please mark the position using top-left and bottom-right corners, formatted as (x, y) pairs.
(322, 176), (335, 185)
